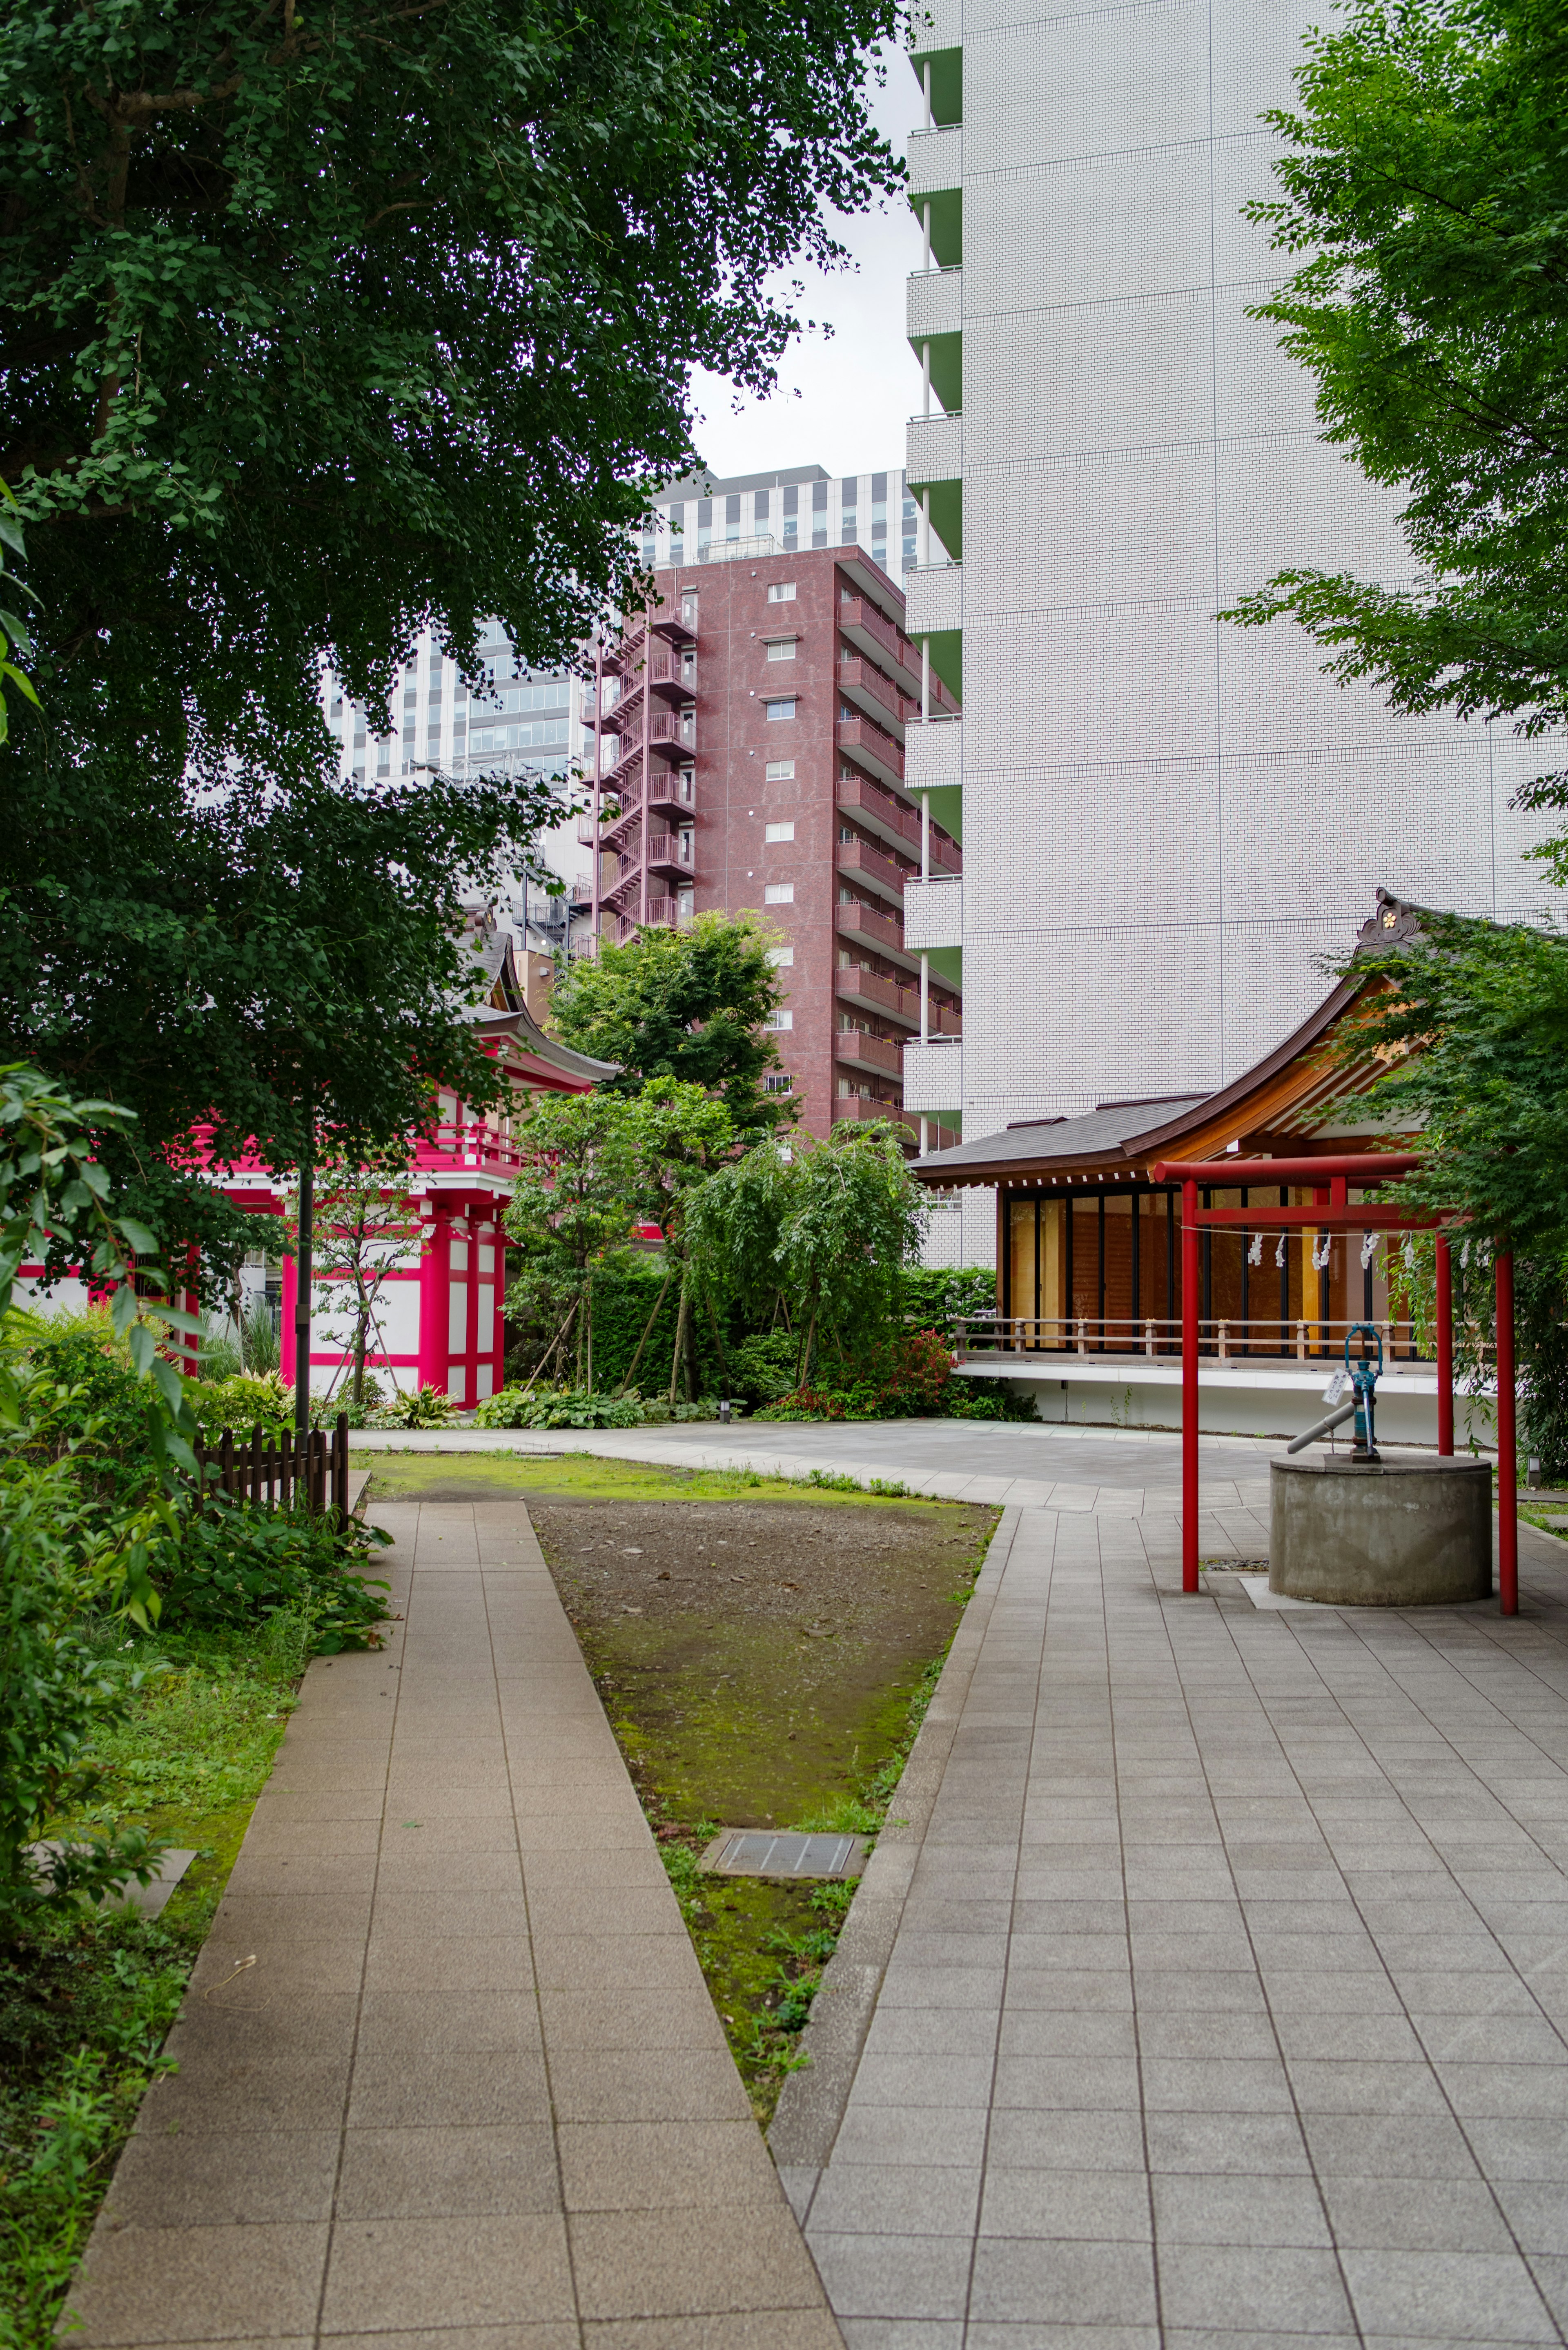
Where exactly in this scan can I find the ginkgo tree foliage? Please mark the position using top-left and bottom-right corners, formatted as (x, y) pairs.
(0, 0), (901, 1288)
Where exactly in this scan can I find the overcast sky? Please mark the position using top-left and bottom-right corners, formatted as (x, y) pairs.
(686, 53), (927, 485)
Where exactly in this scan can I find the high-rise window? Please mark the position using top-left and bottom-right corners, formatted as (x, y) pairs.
(754, 490), (770, 522)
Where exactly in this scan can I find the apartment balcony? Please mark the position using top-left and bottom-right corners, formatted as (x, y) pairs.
(909, 0), (960, 62)
(909, 121), (962, 202)
(647, 770), (695, 818)
(834, 1028), (903, 1081)
(908, 412), (963, 562)
(838, 773), (961, 876)
(644, 830), (695, 880)
(837, 771), (918, 857)
(837, 596), (921, 698)
(835, 965), (922, 1030)
(905, 714), (962, 792)
(648, 652), (696, 705)
(904, 875), (963, 952)
(907, 410), (962, 492)
(648, 710), (696, 758)
(614, 895), (677, 942)
(908, 266), (962, 341)
(835, 901), (918, 974)
(838, 656), (913, 742)
(901, 1037), (963, 1115)
(836, 835), (913, 910)
(833, 1093), (918, 1139)
(904, 561), (962, 639)
(837, 714), (905, 794)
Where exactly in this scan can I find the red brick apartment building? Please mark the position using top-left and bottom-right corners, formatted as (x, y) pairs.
(586, 545), (962, 1146)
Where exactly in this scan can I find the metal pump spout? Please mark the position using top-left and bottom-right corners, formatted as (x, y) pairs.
(1345, 1321), (1383, 1463)
(1287, 1324), (1384, 1461)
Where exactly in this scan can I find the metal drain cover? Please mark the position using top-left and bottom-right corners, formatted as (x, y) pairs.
(699, 1828), (869, 1880)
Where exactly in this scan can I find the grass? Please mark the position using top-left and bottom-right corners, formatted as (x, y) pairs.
(360, 1445), (924, 1509)
(0, 1613), (314, 2350)
(644, 1637), (963, 2120)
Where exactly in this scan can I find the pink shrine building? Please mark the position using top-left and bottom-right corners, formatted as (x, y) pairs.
(213, 928), (614, 1403)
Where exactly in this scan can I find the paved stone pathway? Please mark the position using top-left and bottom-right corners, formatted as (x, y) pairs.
(68, 1501), (842, 2348)
(771, 1496), (1568, 2350)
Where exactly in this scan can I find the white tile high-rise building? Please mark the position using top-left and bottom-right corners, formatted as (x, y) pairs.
(899, 0), (1555, 1267)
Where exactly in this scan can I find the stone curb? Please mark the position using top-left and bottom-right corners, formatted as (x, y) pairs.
(765, 1505), (1022, 2209)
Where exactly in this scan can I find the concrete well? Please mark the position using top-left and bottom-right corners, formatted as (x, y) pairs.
(1269, 1458), (1493, 1606)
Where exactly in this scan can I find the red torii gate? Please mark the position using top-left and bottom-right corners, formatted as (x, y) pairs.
(1149, 1156), (1518, 1617)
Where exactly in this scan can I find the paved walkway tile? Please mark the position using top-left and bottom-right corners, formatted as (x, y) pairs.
(774, 1497), (1568, 2350)
(67, 1501), (843, 2349)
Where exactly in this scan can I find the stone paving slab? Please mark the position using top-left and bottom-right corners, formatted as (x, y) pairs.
(65, 1501), (842, 2348)
(772, 1493), (1568, 2349)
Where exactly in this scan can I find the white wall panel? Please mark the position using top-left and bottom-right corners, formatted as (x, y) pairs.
(964, 294), (1214, 464)
(965, 3), (1209, 173)
(963, 447), (1216, 612)
(964, 146), (1212, 316)
(958, 754), (1220, 935)
(1214, 435), (1412, 602)
(1211, 0), (1321, 137)
(962, 600), (1218, 766)
(371, 1280), (421, 1358)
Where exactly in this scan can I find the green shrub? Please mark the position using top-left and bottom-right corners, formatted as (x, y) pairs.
(724, 1329), (799, 1407)
(369, 1383), (455, 1429)
(162, 1500), (391, 1654)
(898, 1265), (998, 1327)
(18, 1327), (159, 1507)
(187, 1371), (293, 1440)
(474, 1385), (645, 1431)
(756, 1329), (1035, 1424)
(0, 1462), (170, 1917)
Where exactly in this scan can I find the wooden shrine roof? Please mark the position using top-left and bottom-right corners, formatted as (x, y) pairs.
(913, 889), (1423, 1191)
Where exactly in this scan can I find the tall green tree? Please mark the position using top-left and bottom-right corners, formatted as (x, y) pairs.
(625, 1078), (736, 1403)
(501, 1089), (641, 1390)
(1330, 916), (1568, 1469)
(0, 0), (900, 1275)
(1222, 0), (1568, 857)
(550, 913), (794, 1132)
(687, 1120), (927, 1383)
(2, 0), (900, 705)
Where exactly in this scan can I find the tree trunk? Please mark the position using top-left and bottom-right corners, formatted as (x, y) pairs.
(352, 1281), (368, 1406)
(685, 1288), (700, 1402)
(524, 1295), (579, 1396)
(619, 1264), (673, 1394)
(702, 1288), (730, 1393)
(584, 1271), (594, 1393)
(797, 1300), (817, 1390)
(669, 1272), (692, 1408)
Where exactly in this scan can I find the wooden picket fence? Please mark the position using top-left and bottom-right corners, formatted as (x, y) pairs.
(194, 1412), (352, 1525)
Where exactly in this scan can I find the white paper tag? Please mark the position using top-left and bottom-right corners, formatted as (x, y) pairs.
(1322, 1368), (1349, 1406)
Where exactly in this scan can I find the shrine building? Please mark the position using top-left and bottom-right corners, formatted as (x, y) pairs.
(911, 891), (1461, 1445)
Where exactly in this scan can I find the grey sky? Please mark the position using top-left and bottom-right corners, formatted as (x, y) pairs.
(687, 50), (927, 482)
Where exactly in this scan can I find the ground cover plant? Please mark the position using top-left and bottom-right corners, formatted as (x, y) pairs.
(0, 1606), (332, 2348)
(365, 1450), (996, 2119)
